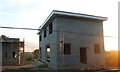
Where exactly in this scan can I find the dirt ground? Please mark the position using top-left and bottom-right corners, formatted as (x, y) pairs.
(1, 61), (120, 72)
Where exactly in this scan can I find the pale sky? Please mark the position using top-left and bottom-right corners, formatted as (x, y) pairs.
(0, 0), (119, 52)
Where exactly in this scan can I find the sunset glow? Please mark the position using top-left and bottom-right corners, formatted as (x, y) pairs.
(104, 37), (118, 51)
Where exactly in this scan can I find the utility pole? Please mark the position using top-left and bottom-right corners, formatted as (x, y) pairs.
(23, 38), (25, 65)
(18, 42), (20, 65)
(60, 30), (64, 70)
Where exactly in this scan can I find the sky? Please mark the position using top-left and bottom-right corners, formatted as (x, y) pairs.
(0, 0), (119, 52)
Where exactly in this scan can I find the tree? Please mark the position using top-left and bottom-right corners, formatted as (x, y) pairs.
(1, 35), (8, 39)
(33, 49), (39, 60)
(25, 52), (33, 64)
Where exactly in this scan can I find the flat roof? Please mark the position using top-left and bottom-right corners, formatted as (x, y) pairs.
(39, 10), (107, 30)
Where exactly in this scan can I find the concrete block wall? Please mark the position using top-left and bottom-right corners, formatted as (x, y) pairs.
(39, 15), (105, 69)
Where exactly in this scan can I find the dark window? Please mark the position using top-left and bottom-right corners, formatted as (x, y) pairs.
(5, 43), (9, 47)
(12, 52), (16, 58)
(4, 52), (7, 57)
(49, 23), (53, 34)
(39, 47), (42, 60)
(44, 28), (46, 38)
(64, 43), (71, 54)
(94, 44), (100, 54)
(13, 43), (19, 47)
(39, 35), (41, 41)
(80, 47), (87, 64)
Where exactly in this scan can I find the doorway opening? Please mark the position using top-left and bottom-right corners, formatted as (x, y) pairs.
(80, 47), (87, 64)
(46, 45), (50, 62)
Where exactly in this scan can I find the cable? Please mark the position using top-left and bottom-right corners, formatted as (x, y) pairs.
(0, 26), (39, 30)
(0, 26), (118, 38)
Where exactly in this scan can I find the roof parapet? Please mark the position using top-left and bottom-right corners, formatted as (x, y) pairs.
(38, 10), (107, 31)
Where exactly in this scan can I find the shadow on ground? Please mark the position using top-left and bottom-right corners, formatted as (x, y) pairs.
(1, 69), (120, 72)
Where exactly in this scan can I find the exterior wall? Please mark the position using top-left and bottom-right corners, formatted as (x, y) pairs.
(2, 42), (19, 66)
(1, 38), (24, 66)
(39, 19), (59, 69)
(39, 16), (105, 69)
(56, 16), (105, 69)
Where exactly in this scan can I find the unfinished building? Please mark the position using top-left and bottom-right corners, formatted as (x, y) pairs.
(38, 10), (107, 69)
(1, 35), (25, 66)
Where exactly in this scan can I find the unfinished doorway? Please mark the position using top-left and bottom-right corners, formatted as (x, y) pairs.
(80, 47), (87, 64)
(46, 45), (50, 62)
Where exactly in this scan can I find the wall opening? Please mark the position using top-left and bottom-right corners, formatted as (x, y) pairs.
(64, 43), (71, 55)
(94, 44), (100, 54)
(39, 47), (42, 61)
(80, 47), (87, 64)
(44, 28), (47, 38)
(49, 23), (53, 34)
(12, 52), (16, 58)
(46, 45), (50, 62)
(4, 52), (7, 57)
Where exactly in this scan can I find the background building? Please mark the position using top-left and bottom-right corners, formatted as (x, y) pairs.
(38, 10), (107, 69)
(1, 35), (25, 66)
